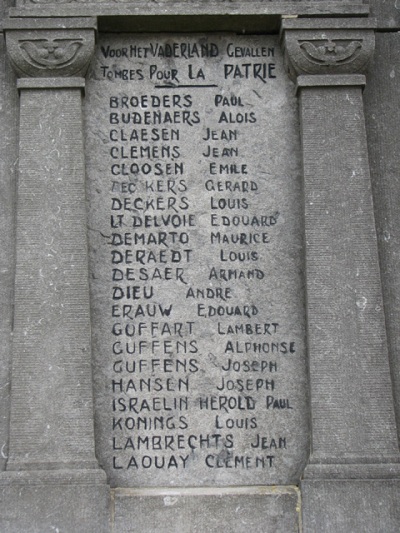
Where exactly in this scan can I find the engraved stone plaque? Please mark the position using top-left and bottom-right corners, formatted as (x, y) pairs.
(85, 34), (308, 487)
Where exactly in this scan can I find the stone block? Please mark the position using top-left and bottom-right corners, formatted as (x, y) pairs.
(113, 486), (299, 533)
(0, 482), (110, 533)
(302, 479), (400, 533)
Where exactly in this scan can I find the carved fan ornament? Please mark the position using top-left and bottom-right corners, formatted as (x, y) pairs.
(4, 24), (96, 79)
(19, 38), (84, 70)
(299, 39), (363, 66)
(282, 23), (375, 80)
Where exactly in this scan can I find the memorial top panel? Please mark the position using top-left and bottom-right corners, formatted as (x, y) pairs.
(9, 1), (369, 32)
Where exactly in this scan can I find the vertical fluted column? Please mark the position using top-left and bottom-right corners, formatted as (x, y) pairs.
(0, 17), (108, 533)
(283, 17), (400, 532)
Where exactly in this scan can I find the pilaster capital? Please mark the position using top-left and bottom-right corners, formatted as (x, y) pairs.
(3, 17), (96, 79)
(281, 18), (375, 83)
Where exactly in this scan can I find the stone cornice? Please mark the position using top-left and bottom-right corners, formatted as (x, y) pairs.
(3, 18), (96, 79)
(281, 18), (375, 82)
(10, 0), (369, 16)
(3, 2), (370, 34)
(6, 2), (369, 34)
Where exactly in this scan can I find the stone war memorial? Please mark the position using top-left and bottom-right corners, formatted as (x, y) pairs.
(1, 0), (400, 531)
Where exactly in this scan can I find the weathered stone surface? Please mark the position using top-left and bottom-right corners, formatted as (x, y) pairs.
(302, 480), (400, 533)
(364, 32), (400, 440)
(113, 486), (299, 533)
(85, 33), (308, 487)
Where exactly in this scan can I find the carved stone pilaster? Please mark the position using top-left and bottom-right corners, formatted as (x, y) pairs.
(1, 18), (108, 533)
(282, 17), (400, 532)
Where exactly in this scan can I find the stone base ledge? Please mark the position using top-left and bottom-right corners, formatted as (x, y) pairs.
(0, 468), (107, 486)
(17, 78), (86, 90)
(304, 462), (400, 480)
